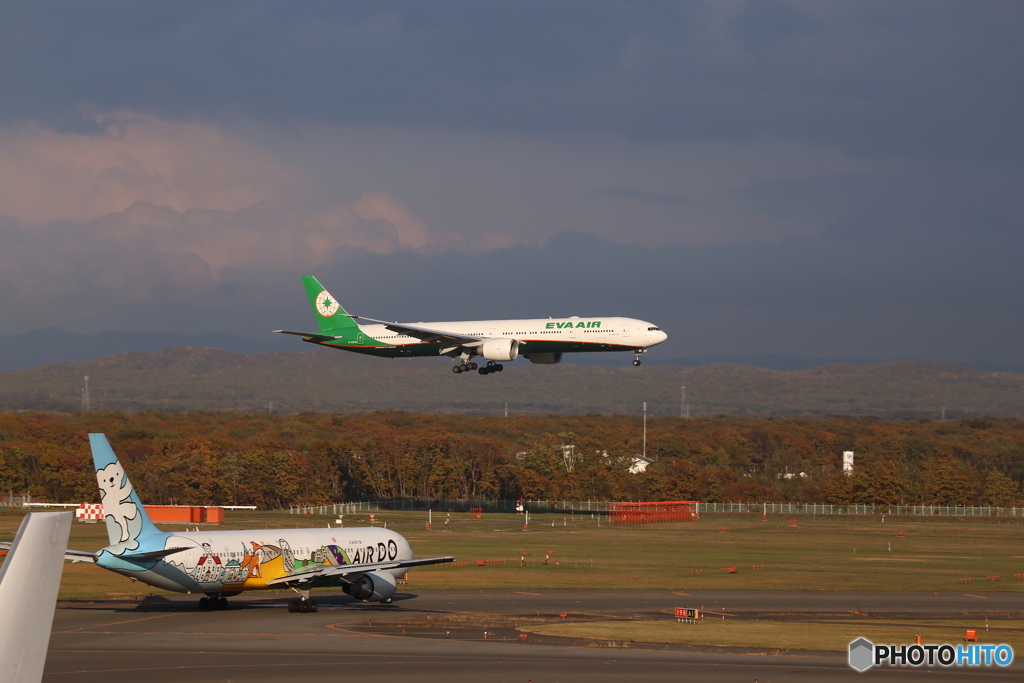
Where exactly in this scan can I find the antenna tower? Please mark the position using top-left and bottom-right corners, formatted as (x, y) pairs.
(80, 375), (91, 412)
(642, 401), (648, 460)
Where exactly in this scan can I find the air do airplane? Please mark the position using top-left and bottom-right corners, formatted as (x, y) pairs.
(275, 276), (668, 374)
(41, 434), (453, 613)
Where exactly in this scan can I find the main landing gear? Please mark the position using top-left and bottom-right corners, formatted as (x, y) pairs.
(288, 587), (318, 613)
(632, 349), (645, 367)
(452, 361), (478, 374)
(287, 598), (318, 613)
(479, 361), (504, 375)
(452, 360), (504, 375)
(199, 594), (229, 610)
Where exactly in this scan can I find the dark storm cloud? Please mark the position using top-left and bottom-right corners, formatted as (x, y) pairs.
(595, 187), (689, 204)
(3, 2), (1023, 160)
(1, 2), (1021, 366)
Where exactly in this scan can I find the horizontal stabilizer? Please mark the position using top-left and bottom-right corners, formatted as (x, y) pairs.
(273, 330), (346, 342)
(64, 548), (98, 563)
(267, 555), (455, 586)
(117, 546), (191, 563)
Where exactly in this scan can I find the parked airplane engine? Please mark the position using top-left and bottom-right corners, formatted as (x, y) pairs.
(525, 352), (562, 364)
(345, 570), (397, 602)
(481, 337), (519, 361)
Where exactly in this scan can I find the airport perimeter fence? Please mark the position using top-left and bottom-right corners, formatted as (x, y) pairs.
(288, 499), (617, 515)
(288, 500), (1024, 518)
(698, 502), (1024, 517)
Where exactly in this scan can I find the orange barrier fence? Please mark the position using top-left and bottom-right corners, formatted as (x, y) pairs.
(144, 505), (224, 523)
(608, 501), (698, 524)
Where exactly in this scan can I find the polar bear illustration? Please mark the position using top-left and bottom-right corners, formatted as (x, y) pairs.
(96, 461), (139, 543)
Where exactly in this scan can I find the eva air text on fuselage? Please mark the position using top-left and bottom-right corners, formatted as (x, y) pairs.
(547, 321), (602, 329)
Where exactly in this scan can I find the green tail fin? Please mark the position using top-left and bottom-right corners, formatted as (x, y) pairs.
(302, 276), (359, 333)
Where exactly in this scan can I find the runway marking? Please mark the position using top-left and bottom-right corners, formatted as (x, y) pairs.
(66, 630), (360, 638)
(964, 594), (989, 599)
(673, 592), (690, 596)
(53, 613), (184, 633)
(45, 653), (849, 677)
(327, 623), (392, 638)
(515, 592), (543, 596)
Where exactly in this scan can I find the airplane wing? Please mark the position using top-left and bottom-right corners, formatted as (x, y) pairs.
(0, 542), (97, 563)
(266, 555), (455, 587)
(344, 315), (484, 346)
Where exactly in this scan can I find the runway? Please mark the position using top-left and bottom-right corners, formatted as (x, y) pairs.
(45, 590), (1024, 682)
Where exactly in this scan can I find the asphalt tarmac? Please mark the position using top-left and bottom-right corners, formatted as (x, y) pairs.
(45, 590), (1024, 682)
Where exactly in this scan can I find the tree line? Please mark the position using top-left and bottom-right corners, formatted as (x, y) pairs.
(1, 411), (1022, 508)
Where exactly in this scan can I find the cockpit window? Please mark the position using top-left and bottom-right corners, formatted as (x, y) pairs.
(648, 327), (660, 331)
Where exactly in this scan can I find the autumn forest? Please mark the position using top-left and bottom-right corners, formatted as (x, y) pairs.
(1, 411), (1022, 509)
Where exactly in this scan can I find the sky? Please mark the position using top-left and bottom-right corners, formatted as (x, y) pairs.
(1, 1), (1022, 364)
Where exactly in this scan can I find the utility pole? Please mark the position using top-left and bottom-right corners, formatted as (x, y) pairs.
(642, 402), (647, 460)
(81, 375), (90, 412)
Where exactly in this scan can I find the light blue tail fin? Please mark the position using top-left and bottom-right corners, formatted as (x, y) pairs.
(90, 433), (161, 553)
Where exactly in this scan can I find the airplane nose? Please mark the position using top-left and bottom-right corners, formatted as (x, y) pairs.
(649, 330), (667, 345)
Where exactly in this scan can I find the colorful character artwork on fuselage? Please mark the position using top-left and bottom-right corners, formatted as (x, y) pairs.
(159, 536), (390, 591)
(58, 434), (453, 612)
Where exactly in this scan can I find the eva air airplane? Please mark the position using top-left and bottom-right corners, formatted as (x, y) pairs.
(0, 434), (453, 613)
(276, 276), (668, 374)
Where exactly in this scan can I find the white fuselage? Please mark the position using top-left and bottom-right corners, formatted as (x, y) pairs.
(361, 316), (667, 350)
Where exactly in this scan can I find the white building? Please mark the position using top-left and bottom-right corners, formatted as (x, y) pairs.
(629, 455), (655, 474)
(843, 451), (855, 475)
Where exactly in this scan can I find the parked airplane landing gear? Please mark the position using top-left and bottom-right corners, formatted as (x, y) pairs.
(200, 594), (229, 610)
(288, 587), (318, 613)
(287, 598), (318, 613)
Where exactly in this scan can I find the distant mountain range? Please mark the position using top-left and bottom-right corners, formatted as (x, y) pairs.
(1, 345), (1021, 418)
(3, 328), (1024, 374)
(0, 328), (295, 372)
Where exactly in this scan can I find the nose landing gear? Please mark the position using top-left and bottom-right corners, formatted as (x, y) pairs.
(632, 349), (645, 367)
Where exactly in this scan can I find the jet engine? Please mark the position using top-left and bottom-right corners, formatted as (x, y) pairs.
(344, 570), (397, 603)
(524, 352), (562, 364)
(481, 337), (519, 361)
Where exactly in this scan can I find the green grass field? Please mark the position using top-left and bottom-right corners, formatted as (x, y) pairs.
(3, 508), (1023, 598)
